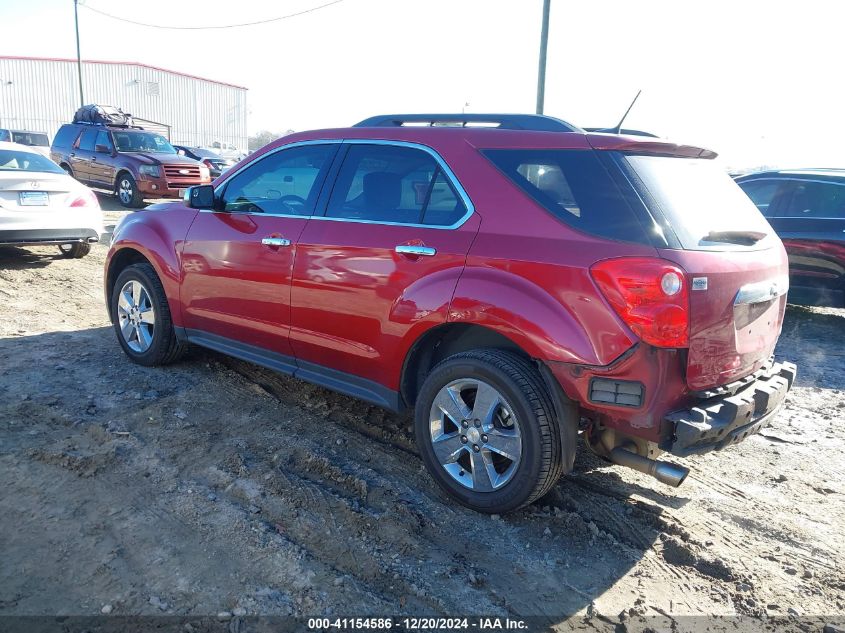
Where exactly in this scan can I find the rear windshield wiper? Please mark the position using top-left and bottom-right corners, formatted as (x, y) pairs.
(703, 230), (767, 245)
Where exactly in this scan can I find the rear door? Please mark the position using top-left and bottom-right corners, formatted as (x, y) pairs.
(70, 128), (97, 183)
(180, 142), (339, 360)
(289, 141), (478, 397)
(620, 155), (788, 390)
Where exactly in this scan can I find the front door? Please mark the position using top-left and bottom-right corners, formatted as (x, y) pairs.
(180, 142), (339, 361)
(70, 128), (97, 184)
(290, 142), (478, 396)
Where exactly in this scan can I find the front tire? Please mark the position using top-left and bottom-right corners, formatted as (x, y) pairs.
(414, 349), (564, 514)
(111, 263), (186, 366)
(58, 242), (90, 258)
(116, 173), (144, 208)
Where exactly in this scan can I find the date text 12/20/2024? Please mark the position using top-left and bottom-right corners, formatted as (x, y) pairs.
(307, 617), (529, 630)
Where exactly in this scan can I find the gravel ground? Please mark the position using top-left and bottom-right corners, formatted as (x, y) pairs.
(0, 217), (843, 631)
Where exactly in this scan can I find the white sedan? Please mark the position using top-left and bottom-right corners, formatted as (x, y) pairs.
(0, 141), (104, 258)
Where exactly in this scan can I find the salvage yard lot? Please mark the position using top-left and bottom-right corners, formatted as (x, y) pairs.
(0, 234), (843, 627)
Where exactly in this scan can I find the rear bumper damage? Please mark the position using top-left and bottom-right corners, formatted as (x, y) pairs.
(664, 359), (797, 457)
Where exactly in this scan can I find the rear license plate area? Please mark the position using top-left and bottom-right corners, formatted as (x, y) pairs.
(19, 191), (49, 206)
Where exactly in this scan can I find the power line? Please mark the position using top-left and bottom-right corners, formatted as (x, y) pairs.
(79, 0), (347, 30)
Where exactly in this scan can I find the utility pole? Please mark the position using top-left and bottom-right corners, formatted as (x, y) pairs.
(73, 0), (84, 107)
(535, 0), (551, 115)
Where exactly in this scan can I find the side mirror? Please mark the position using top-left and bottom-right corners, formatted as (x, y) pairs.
(186, 184), (216, 209)
(95, 144), (112, 154)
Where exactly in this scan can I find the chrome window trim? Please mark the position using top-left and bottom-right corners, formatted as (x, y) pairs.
(198, 138), (475, 229)
(738, 176), (845, 220)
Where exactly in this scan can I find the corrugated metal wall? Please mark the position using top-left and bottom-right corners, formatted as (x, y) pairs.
(0, 57), (247, 151)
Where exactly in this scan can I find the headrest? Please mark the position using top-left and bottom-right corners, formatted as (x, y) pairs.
(363, 172), (401, 211)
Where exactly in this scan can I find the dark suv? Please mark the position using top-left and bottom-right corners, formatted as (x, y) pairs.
(51, 122), (211, 208)
(105, 114), (796, 514)
(736, 169), (845, 307)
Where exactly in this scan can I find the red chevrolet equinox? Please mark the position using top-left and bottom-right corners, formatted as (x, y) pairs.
(105, 114), (797, 514)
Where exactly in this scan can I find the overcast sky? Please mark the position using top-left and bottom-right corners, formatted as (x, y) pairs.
(3, 0), (844, 168)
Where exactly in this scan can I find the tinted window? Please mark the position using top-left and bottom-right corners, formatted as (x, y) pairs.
(52, 125), (79, 149)
(222, 144), (337, 215)
(11, 131), (50, 147)
(326, 144), (466, 226)
(0, 149), (64, 174)
(781, 181), (845, 218)
(622, 155), (774, 250)
(95, 131), (112, 151)
(0, 129), (10, 142)
(483, 149), (649, 244)
(737, 180), (782, 217)
(78, 129), (97, 152)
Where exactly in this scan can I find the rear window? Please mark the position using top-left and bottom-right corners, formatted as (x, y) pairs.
(621, 155), (775, 251)
(0, 149), (64, 174)
(482, 149), (651, 244)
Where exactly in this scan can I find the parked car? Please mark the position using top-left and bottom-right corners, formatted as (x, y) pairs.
(173, 145), (236, 179)
(51, 122), (211, 208)
(735, 169), (845, 308)
(0, 141), (103, 258)
(105, 113), (796, 514)
(0, 128), (52, 158)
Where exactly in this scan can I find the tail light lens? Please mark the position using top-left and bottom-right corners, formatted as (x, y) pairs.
(69, 189), (100, 209)
(590, 257), (689, 348)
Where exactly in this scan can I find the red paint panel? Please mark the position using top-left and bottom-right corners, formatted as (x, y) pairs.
(290, 216), (480, 389)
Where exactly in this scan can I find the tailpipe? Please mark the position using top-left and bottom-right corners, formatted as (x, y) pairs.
(609, 446), (689, 487)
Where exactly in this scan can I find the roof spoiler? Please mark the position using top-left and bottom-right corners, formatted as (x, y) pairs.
(588, 135), (718, 159)
(353, 113), (583, 133)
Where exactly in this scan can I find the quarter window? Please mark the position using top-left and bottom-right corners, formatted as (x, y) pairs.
(326, 144), (466, 226)
(781, 181), (845, 218)
(221, 144), (338, 215)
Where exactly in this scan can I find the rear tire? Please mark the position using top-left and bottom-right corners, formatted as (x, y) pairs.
(414, 349), (564, 514)
(116, 173), (144, 208)
(58, 242), (90, 258)
(111, 263), (186, 366)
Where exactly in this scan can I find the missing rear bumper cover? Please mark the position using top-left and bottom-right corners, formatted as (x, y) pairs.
(665, 360), (797, 457)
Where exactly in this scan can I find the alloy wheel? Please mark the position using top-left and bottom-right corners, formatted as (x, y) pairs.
(116, 279), (156, 352)
(119, 178), (134, 205)
(428, 378), (522, 492)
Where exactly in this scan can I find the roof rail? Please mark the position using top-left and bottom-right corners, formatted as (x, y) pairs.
(73, 121), (145, 130)
(353, 113), (582, 132)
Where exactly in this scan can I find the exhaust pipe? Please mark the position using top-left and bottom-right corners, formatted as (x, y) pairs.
(609, 446), (689, 487)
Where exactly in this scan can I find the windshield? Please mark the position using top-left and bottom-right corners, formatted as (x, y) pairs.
(11, 132), (50, 147)
(622, 154), (775, 250)
(0, 149), (64, 173)
(113, 131), (176, 154)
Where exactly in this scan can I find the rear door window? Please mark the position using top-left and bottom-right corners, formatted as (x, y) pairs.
(737, 179), (785, 217)
(77, 129), (98, 152)
(325, 144), (467, 226)
(482, 149), (651, 244)
(780, 181), (845, 218)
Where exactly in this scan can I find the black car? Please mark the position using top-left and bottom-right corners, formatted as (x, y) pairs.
(735, 169), (845, 307)
(173, 146), (235, 178)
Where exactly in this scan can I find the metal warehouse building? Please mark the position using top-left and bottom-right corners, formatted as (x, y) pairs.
(0, 55), (247, 151)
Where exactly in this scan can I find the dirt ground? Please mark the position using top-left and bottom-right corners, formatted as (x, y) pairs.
(0, 203), (843, 631)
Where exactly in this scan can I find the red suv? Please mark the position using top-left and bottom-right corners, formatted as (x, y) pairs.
(105, 114), (797, 514)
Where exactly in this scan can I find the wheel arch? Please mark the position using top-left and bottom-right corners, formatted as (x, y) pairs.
(105, 247), (154, 320)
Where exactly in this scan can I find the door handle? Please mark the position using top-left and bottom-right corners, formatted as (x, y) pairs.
(261, 237), (291, 247)
(395, 244), (436, 257)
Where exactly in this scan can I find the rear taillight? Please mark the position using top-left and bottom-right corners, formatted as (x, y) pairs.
(69, 189), (100, 209)
(590, 257), (689, 348)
